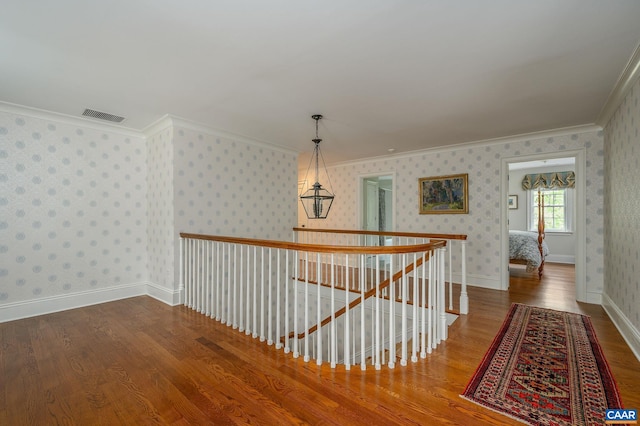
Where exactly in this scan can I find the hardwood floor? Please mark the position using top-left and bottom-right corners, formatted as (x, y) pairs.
(1, 263), (638, 425)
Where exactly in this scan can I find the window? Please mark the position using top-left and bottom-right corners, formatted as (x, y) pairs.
(530, 188), (571, 232)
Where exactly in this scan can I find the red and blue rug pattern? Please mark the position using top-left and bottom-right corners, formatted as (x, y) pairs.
(461, 303), (624, 425)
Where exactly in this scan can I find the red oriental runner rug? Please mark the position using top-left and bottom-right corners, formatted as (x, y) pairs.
(461, 303), (624, 425)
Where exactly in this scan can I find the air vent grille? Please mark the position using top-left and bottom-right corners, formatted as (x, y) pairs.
(82, 108), (126, 123)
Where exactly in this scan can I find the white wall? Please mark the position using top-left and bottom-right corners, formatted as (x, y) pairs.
(302, 128), (604, 294)
(147, 125), (176, 297)
(508, 165), (576, 264)
(603, 77), (640, 348)
(0, 107), (148, 318)
(146, 117), (299, 303)
(0, 107), (298, 321)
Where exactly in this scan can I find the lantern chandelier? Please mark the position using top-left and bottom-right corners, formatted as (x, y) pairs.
(300, 114), (335, 219)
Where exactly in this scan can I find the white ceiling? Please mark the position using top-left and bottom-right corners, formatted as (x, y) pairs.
(508, 157), (575, 171)
(2, 1), (640, 165)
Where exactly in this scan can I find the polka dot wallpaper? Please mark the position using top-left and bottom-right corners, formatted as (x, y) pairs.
(1, 110), (297, 312)
(308, 130), (605, 295)
(147, 119), (299, 295)
(0, 110), (148, 305)
(147, 126), (175, 291)
(172, 124), (297, 240)
(604, 77), (640, 331)
(0, 101), (631, 336)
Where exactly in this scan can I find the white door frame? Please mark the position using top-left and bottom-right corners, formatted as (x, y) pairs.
(500, 149), (586, 302)
(357, 171), (396, 231)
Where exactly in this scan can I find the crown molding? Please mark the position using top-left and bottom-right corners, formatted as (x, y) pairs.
(142, 114), (174, 137)
(0, 101), (298, 157)
(0, 101), (144, 138)
(328, 123), (601, 169)
(144, 114), (298, 157)
(597, 41), (640, 127)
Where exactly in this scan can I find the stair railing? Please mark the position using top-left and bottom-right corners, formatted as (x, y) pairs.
(180, 232), (448, 370)
(293, 228), (468, 314)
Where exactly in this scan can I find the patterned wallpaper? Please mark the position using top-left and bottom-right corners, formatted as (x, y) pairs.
(0, 109), (297, 313)
(0, 110), (148, 305)
(172, 123), (297, 241)
(147, 126), (175, 291)
(604, 78), (640, 330)
(308, 130), (605, 296)
(0, 101), (620, 326)
(148, 119), (299, 297)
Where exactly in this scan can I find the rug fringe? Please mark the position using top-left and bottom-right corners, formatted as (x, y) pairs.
(459, 394), (531, 425)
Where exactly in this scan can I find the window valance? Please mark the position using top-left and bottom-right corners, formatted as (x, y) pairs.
(521, 171), (575, 190)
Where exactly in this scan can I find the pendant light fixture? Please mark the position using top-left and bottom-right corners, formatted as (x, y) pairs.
(300, 114), (335, 219)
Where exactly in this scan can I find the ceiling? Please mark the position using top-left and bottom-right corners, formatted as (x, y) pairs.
(2, 1), (640, 166)
(508, 157), (574, 171)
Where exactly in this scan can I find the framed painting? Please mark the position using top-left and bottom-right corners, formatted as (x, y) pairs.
(508, 195), (518, 209)
(419, 173), (468, 214)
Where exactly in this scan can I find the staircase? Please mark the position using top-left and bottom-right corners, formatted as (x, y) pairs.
(180, 228), (467, 370)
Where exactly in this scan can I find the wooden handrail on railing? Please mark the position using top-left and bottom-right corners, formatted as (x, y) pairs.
(293, 227), (468, 241)
(180, 232), (443, 255)
(180, 230), (456, 370)
(287, 252), (432, 340)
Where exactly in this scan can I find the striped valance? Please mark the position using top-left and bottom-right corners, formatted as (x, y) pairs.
(521, 171), (575, 190)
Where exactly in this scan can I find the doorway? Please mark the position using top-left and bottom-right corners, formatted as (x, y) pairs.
(500, 150), (586, 302)
(360, 174), (394, 244)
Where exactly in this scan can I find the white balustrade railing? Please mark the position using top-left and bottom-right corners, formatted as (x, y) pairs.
(293, 228), (468, 315)
(181, 231), (452, 371)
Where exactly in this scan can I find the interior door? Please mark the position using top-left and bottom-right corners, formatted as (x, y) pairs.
(361, 174), (394, 248)
(365, 180), (379, 232)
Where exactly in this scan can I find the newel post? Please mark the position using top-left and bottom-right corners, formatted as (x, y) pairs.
(438, 247), (447, 341)
(179, 237), (185, 306)
(460, 240), (469, 314)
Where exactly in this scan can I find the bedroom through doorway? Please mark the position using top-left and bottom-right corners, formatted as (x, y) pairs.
(501, 151), (585, 303)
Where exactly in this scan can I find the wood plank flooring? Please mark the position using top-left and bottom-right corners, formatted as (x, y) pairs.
(1, 263), (638, 425)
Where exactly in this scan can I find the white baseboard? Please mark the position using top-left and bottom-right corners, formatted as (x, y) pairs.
(601, 293), (640, 362)
(585, 291), (602, 305)
(546, 255), (575, 264)
(452, 273), (502, 291)
(0, 282), (148, 323)
(147, 282), (182, 306)
(0, 282), (182, 323)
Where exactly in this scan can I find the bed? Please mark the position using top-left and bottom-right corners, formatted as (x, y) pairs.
(509, 189), (548, 279)
(509, 230), (549, 278)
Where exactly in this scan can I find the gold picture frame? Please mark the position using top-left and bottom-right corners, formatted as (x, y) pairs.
(419, 173), (468, 214)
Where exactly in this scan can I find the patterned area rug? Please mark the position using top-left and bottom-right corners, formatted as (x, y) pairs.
(461, 303), (624, 425)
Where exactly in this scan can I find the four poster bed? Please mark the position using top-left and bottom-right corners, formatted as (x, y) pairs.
(509, 190), (548, 279)
(508, 170), (574, 279)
